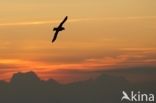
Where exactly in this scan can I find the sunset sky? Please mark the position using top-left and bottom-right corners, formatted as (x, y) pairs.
(0, 0), (156, 83)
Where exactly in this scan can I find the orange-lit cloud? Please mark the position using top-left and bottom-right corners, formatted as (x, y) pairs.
(0, 48), (156, 83)
(0, 20), (59, 26)
(120, 47), (156, 52)
(0, 18), (92, 26)
(0, 16), (156, 26)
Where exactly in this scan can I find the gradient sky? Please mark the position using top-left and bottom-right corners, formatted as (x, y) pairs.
(0, 0), (156, 83)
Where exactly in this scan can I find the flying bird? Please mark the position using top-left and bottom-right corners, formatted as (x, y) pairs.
(52, 16), (68, 43)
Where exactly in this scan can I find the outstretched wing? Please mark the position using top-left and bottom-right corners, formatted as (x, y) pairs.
(52, 31), (59, 43)
(59, 16), (68, 27)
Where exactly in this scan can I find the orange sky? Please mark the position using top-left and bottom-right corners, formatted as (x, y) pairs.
(0, 0), (156, 83)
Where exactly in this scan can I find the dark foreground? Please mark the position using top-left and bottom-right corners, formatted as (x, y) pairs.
(0, 71), (156, 103)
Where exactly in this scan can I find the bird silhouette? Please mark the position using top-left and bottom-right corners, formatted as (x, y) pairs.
(121, 91), (131, 101)
(52, 16), (68, 43)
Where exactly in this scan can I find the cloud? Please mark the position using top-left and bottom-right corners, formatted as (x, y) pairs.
(0, 47), (156, 83)
(120, 47), (156, 52)
(0, 18), (92, 27)
(0, 20), (59, 26)
(0, 55), (127, 82)
(0, 16), (156, 27)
